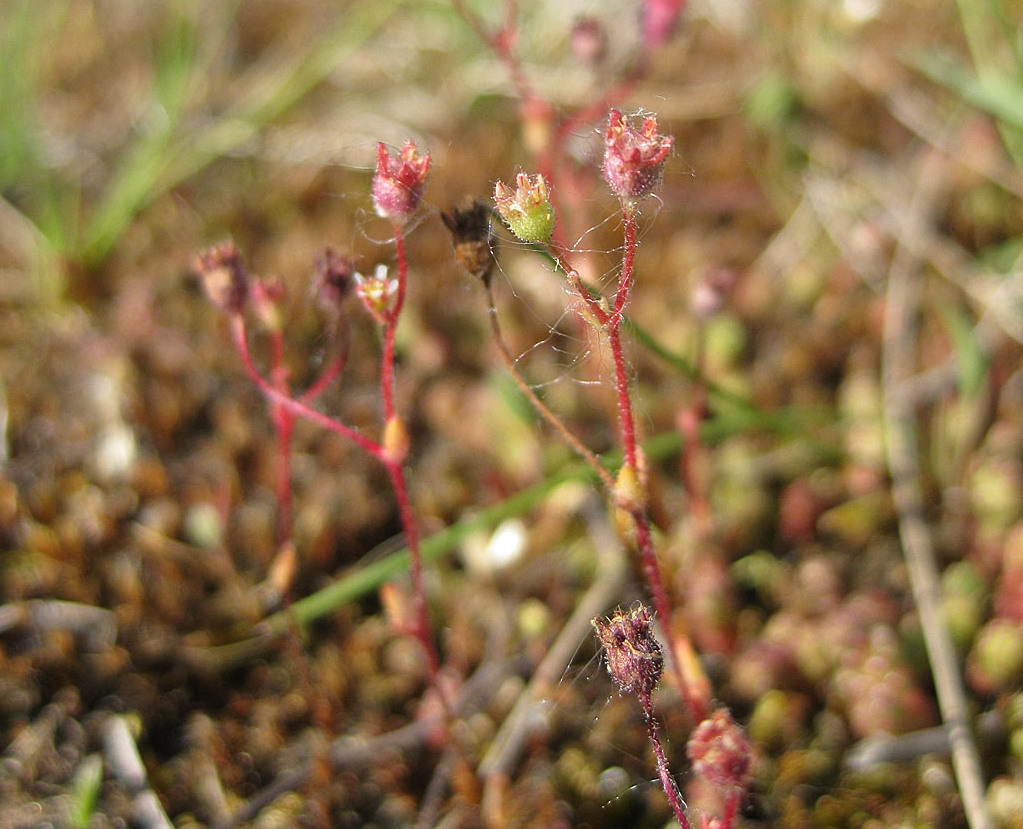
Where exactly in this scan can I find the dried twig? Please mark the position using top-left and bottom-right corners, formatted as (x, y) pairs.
(479, 504), (627, 784)
(880, 151), (992, 829)
(103, 715), (174, 829)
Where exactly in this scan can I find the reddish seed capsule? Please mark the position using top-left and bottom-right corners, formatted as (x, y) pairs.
(602, 108), (674, 205)
(372, 140), (430, 224)
(592, 605), (663, 698)
(686, 707), (753, 790)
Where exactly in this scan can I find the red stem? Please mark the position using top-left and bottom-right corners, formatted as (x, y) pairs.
(381, 227), (409, 422)
(379, 224), (451, 718)
(232, 307), (449, 717)
(613, 207), (707, 722)
(612, 209), (637, 322)
(634, 510), (707, 722)
(609, 327), (639, 470)
(300, 352), (347, 404)
(268, 330), (294, 546)
(229, 316), (384, 459)
(641, 694), (692, 829)
(720, 790), (741, 829)
(608, 208), (638, 471)
(385, 458), (443, 688)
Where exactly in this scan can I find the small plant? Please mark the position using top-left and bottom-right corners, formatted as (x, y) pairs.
(486, 108), (710, 719)
(194, 139), (451, 724)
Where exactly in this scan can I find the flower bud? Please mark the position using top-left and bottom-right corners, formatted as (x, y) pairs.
(571, 16), (608, 66)
(592, 605), (663, 698)
(372, 140), (430, 224)
(493, 172), (556, 243)
(641, 0), (687, 50)
(691, 266), (738, 320)
(602, 109), (673, 205)
(381, 416), (410, 465)
(354, 264), (399, 324)
(441, 198), (496, 284)
(193, 241), (248, 315)
(686, 707), (753, 791)
(614, 462), (646, 513)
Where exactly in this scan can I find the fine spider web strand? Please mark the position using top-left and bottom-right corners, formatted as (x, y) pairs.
(583, 673), (692, 820)
(487, 243), (615, 393)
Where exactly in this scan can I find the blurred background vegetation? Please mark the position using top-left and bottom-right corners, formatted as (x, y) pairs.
(2, 0), (1023, 827)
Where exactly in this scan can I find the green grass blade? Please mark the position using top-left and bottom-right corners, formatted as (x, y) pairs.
(260, 404), (829, 634)
(937, 302), (989, 399)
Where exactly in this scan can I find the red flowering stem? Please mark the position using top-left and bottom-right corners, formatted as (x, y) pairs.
(381, 226), (409, 422)
(379, 224), (450, 719)
(612, 207), (707, 723)
(720, 790), (741, 829)
(300, 351), (348, 404)
(640, 694), (692, 829)
(608, 209), (639, 472)
(633, 510), (707, 722)
(268, 330), (294, 545)
(383, 456), (445, 698)
(229, 316), (384, 459)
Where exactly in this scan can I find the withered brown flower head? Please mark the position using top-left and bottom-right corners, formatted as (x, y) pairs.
(441, 198), (496, 285)
(592, 605), (663, 698)
(193, 241), (248, 315)
(314, 247), (356, 310)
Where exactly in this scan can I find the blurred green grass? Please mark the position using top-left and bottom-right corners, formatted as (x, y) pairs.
(0, 0), (409, 303)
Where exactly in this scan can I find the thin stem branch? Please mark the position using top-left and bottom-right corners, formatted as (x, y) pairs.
(640, 695), (692, 829)
(229, 315), (384, 459)
(384, 457), (445, 706)
(268, 329), (294, 545)
(300, 349), (348, 404)
(381, 226), (409, 422)
(484, 280), (615, 491)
